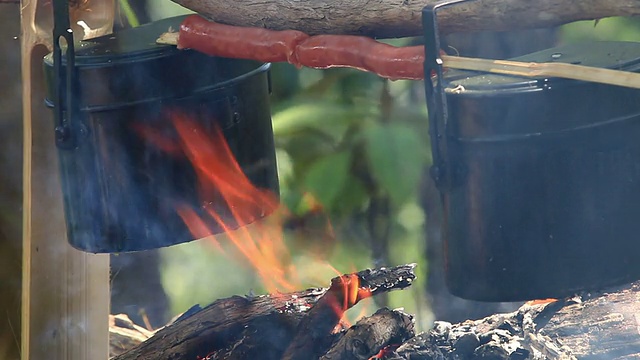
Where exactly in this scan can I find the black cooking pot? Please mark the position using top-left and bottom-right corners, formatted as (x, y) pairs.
(424, 39), (640, 301)
(44, 16), (279, 253)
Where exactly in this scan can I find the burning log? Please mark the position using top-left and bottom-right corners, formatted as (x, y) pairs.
(111, 275), (640, 359)
(169, 0), (640, 38)
(112, 264), (416, 360)
(283, 266), (416, 359)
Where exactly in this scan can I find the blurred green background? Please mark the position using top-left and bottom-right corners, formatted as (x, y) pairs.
(141, 0), (432, 326)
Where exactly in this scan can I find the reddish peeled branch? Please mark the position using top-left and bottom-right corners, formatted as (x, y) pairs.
(178, 14), (309, 64)
(176, 15), (426, 80)
(295, 35), (424, 80)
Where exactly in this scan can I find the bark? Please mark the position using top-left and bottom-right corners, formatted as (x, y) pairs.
(170, 0), (640, 38)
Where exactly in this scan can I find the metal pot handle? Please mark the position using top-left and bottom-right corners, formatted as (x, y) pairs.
(53, 0), (80, 149)
(422, 0), (475, 189)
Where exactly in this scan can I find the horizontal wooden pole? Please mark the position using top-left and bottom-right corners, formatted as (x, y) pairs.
(170, 0), (640, 38)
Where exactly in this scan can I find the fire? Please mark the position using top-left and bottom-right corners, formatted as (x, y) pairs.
(170, 111), (295, 293)
(135, 110), (372, 318)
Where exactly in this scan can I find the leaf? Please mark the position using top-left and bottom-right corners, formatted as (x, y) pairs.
(302, 151), (352, 210)
(272, 102), (360, 140)
(280, 133), (339, 180)
(332, 176), (368, 216)
(364, 123), (429, 206)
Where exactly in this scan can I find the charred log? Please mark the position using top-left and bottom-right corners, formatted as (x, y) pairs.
(111, 277), (640, 359)
(112, 264), (417, 360)
(283, 264), (416, 359)
(321, 308), (415, 360)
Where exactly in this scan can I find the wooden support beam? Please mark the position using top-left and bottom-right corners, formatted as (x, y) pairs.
(20, 1), (114, 359)
(170, 0), (640, 38)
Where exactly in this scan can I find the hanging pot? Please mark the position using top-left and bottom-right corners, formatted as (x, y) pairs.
(423, 2), (640, 301)
(44, 16), (279, 253)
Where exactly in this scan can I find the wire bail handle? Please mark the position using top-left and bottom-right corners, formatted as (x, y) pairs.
(422, 0), (474, 189)
(53, 0), (79, 149)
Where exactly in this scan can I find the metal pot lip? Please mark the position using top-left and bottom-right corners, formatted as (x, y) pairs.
(442, 41), (640, 94)
(43, 15), (272, 111)
(44, 62), (271, 112)
(455, 110), (640, 144)
(44, 15), (191, 67)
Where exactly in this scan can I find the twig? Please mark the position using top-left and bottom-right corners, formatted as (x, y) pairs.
(442, 55), (640, 90)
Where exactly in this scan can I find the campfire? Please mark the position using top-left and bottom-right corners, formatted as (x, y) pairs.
(29, 0), (640, 359)
(110, 110), (419, 359)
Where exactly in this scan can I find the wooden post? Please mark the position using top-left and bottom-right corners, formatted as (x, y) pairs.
(20, 1), (114, 359)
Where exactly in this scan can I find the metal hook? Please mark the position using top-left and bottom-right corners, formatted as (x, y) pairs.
(53, 0), (78, 149)
(422, 0), (475, 189)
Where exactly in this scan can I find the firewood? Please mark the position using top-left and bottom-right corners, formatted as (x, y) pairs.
(112, 264), (417, 360)
(109, 314), (154, 357)
(111, 289), (327, 360)
(283, 264), (417, 360)
(321, 308), (416, 360)
(169, 0), (640, 38)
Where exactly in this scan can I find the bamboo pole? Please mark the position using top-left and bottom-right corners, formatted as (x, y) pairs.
(441, 55), (640, 90)
(20, 1), (114, 359)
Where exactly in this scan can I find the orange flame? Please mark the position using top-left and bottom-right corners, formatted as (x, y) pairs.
(136, 110), (372, 319)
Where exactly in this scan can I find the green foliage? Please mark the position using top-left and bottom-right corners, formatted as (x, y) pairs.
(363, 123), (429, 206)
(561, 17), (640, 42)
(302, 150), (353, 210)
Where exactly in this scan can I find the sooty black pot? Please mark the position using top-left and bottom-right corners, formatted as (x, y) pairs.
(44, 16), (279, 253)
(426, 41), (640, 301)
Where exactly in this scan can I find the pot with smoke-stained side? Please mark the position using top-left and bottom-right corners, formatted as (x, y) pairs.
(44, 16), (279, 253)
(423, 30), (640, 301)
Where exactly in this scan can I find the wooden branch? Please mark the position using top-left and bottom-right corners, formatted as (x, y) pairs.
(170, 0), (640, 38)
(112, 264), (417, 360)
(386, 280), (640, 359)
